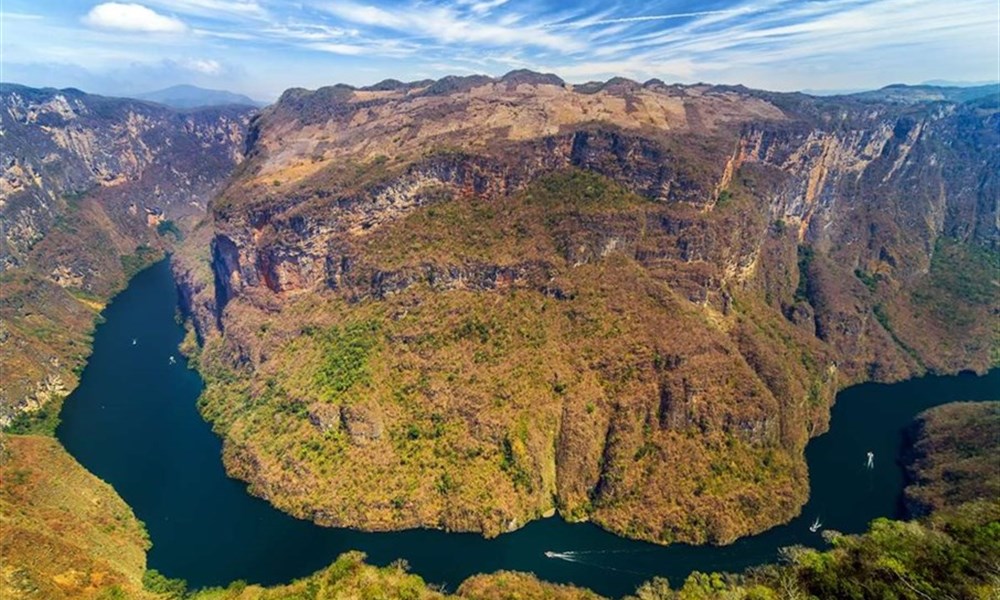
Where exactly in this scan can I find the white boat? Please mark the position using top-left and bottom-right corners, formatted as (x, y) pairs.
(809, 517), (822, 533)
(544, 551), (558, 558)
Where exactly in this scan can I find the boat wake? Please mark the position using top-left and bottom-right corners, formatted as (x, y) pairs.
(543, 550), (653, 575)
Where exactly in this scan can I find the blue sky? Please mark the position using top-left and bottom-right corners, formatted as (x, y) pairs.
(2, 0), (997, 100)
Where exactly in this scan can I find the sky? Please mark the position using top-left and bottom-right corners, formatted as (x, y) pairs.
(2, 0), (997, 101)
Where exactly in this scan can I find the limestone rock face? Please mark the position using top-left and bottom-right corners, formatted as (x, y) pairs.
(0, 84), (255, 424)
(176, 73), (996, 544)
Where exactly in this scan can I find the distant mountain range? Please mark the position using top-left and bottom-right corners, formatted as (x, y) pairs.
(845, 83), (998, 103)
(803, 81), (998, 99)
(132, 84), (263, 109)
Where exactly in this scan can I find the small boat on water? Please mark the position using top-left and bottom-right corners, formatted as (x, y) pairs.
(544, 551), (558, 558)
(168, 355), (176, 365)
(809, 517), (822, 533)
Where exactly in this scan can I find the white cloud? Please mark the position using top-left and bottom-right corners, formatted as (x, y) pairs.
(182, 58), (222, 74)
(4, 12), (44, 20)
(82, 3), (187, 33)
(544, 7), (753, 29)
(140, 0), (264, 18)
(306, 42), (367, 55)
(457, 0), (511, 15)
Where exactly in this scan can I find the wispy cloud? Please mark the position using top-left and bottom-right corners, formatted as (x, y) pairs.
(3, 12), (44, 20)
(321, 1), (581, 51)
(140, 0), (265, 18)
(4, 0), (996, 99)
(543, 7), (754, 29)
(457, 0), (512, 15)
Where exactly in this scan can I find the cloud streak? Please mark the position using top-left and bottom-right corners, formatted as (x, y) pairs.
(543, 7), (755, 29)
(321, 1), (582, 51)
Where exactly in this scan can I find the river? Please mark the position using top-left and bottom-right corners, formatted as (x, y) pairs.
(56, 259), (1000, 597)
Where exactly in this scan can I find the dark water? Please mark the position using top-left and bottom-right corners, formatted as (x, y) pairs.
(57, 260), (1000, 597)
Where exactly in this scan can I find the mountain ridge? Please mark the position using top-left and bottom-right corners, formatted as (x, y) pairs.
(172, 70), (998, 545)
(131, 84), (262, 109)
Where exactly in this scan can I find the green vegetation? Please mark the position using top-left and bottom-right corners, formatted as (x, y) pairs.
(928, 238), (999, 304)
(157, 219), (183, 240)
(143, 569), (188, 598)
(873, 303), (891, 331)
(880, 237), (1000, 372)
(624, 401), (1000, 599)
(793, 245), (814, 303)
(911, 237), (999, 328)
(2, 395), (64, 436)
(195, 169), (831, 544)
(120, 245), (163, 279)
(624, 500), (1000, 599)
(181, 552), (448, 600)
(363, 169), (651, 270)
(905, 402), (1000, 516)
(854, 268), (879, 292)
(5, 398), (999, 600)
(0, 435), (154, 599)
(715, 189), (733, 207)
(313, 321), (380, 402)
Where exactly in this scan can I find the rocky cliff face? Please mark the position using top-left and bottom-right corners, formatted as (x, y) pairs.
(0, 84), (254, 424)
(178, 73), (998, 545)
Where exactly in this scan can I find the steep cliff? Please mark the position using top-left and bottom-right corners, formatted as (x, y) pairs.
(0, 84), (255, 425)
(178, 73), (998, 545)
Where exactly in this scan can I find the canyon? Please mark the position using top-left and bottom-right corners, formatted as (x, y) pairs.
(0, 84), (255, 424)
(0, 73), (997, 599)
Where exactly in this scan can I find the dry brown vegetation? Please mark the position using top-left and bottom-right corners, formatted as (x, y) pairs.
(904, 402), (1000, 517)
(195, 170), (836, 544)
(0, 85), (252, 425)
(0, 435), (154, 599)
(186, 76), (998, 546)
